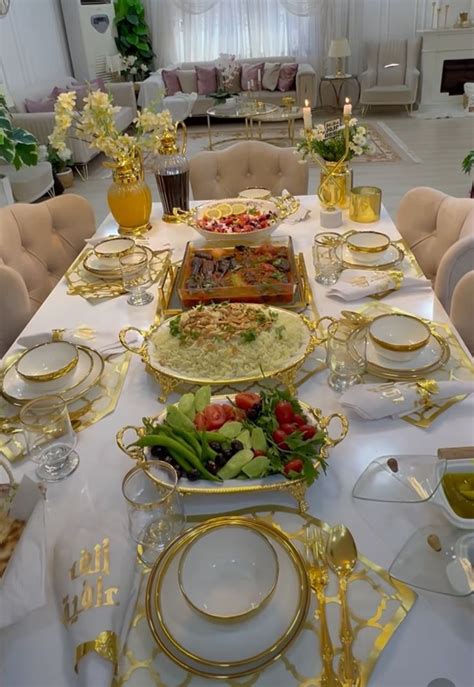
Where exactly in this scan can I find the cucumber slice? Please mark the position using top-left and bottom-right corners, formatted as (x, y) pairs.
(195, 386), (211, 412)
(243, 456), (270, 479)
(178, 393), (195, 420)
(217, 449), (254, 480)
(251, 427), (267, 452)
(236, 429), (251, 450)
(219, 421), (243, 439)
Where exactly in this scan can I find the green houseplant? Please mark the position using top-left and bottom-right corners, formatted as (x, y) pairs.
(47, 144), (74, 189)
(461, 149), (474, 198)
(114, 0), (154, 81)
(0, 94), (38, 169)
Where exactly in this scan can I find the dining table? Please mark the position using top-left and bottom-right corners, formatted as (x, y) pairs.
(1, 195), (473, 687)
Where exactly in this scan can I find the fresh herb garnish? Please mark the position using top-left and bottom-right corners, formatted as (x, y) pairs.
(169, 316), (181, 337)
(240, 329), (257, 343)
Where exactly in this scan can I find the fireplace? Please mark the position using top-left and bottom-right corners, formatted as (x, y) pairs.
(441, 58), (474, 96)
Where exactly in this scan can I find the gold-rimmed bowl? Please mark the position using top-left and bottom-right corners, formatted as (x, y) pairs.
(345, 231), (391, 264)
(238, 188), (271, 200)
(15, 341), (79, 383)
(369, 314), (432, 362)
(93, 237), (135, 263)
(178, 524), (279, 623)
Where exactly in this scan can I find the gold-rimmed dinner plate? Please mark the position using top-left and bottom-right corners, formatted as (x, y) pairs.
(83, 246), (153, 278)
(350, 327), (450, 380)
(1, 345), (104, 405)
(145, 517), (311, 679)
(335, 241), (404, 270)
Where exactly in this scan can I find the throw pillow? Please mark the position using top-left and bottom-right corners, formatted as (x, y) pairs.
(218, 63), (242, 93)
(195, 66), (217, 95)
(162, 68), (181, 96)
(177, 69), (197, 94)
(24, 97), (56, 113)
(241, 62), (265, 91)
(262, 62), (281, 91)
(277, 63), (298, 92)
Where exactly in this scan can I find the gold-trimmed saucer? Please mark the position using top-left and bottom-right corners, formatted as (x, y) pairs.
(335, 241), (404, 270)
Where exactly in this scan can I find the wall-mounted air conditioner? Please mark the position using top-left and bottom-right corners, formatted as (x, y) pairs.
(60, 0), (117, 82)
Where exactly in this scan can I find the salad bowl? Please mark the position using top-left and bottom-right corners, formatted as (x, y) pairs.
(117, 389), (348, 512)
(173, 195), (300, 243)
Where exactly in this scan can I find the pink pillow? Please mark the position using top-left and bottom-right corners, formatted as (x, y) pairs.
(24, 97), (56, 113)
(88, 78), (106, 92)
(277, 63), (298, 92)
(195, 66), (217, 95)
(241, 62), (264, 91)
(162, 68), (181, 96)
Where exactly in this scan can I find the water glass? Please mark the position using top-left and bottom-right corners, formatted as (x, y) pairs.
(326, 321), (367, 392)
(122, 461), (185, 566)
(120, 246), (154, 306)
(19, 395), (79, 481)
(313, 232), (342, 285)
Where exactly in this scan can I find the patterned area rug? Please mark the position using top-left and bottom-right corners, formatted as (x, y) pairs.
(186, 120), (421, 163)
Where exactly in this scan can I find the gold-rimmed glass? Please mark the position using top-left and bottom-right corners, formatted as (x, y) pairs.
(313, 232), (342, 285)
(326, 321), (366, 392)
(122, 461), (185, 566)
(120, 246), (154, 306)
(19, 395), (79, 481)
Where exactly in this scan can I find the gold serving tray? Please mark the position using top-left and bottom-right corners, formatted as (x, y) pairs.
(119, 305), (324, 401)
(158, 251), (312, 317)
(117, 396), (348, 512)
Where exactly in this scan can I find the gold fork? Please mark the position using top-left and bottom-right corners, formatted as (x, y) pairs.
(305, 525), (342, 687)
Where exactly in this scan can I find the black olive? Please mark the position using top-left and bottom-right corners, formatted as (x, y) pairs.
(222, 447), (234, 460)
(246, 406), (260, 421)
(187, 469), (201, 481)
(150, 445), (168, 459)
(230, 440), (244, 453)
(214, 453), (227, 468)
(174, 466), (183, 479)
(209, 441), (222, 452)
(207, 461), (218, 475)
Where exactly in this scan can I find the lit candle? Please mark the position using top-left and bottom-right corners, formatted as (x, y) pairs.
(303, 99), (312, 130)
(343, 97), (352, 116)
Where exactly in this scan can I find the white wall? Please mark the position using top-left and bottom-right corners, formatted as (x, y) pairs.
(0, 0), (71, 106)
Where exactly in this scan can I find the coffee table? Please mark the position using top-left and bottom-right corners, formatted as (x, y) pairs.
(206, 102), (278, 150)
(248, 106), (303, 146)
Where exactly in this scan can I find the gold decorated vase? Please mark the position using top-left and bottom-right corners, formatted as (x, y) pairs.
(107, 148), (152, 236)
(319, 161), (353, 210)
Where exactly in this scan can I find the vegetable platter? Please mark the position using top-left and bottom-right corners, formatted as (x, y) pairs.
(117, 386), (348, 511)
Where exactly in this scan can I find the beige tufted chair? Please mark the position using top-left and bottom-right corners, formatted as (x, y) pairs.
(189, 141), (309, 200)
(0, 194), (96, 356)
(396, 187), (474, 354)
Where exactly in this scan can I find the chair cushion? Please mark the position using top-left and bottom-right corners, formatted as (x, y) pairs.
(362, 85), (412, 104)
(241, 63), (264, 91)
(262, 62), (281, 91)
(24, 97), (56, 113)
(196, 66), (218, 95)
(113, 106), (135, 132)
(376, 40), (407, 86)
(277, 63), (298, 92)
(177, 69), (197, 93)
(162, 68), (181, 96)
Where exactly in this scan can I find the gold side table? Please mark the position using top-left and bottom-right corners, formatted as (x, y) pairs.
(319, 74), (361, 108)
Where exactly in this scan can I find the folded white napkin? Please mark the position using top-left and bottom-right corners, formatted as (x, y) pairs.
(341, 380), (474, 420)
(327, 269), (431, 301)
(282, 205), (310, 224)
(16, 329), (124, 357)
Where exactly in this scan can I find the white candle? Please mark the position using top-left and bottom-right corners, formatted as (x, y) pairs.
(303, 99), (312, 130)
(343, 97), (352, 115)
(257, 69), (261, 87)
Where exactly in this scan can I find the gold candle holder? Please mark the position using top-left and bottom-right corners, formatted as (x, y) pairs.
(349, 186), (382, 223)
(282, 96), (295, 110)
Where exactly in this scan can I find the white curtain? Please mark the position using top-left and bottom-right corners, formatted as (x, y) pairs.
(170, 0), (220, 13)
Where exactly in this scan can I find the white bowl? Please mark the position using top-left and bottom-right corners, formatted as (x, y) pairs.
(93, 237), (135, 262)
(178, 524), (279, 622)
(369, 314), (431, 362)
(238, 188), (272, 200)
(434, 459), (474, 529)
(191, 197), (281, 243)
(345, 231), (390, 265)
(16, 341), (79, 382)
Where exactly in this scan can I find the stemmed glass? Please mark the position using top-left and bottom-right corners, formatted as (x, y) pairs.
(120, 246), (154, 306)
(122, 461), (186, 566)
(19, 395), (79, 481)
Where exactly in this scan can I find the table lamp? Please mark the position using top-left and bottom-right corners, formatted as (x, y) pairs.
(328, 38), (351, 78)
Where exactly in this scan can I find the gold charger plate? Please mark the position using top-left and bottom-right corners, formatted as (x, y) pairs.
(145, 516), (311, 678)
(83, 246), (154, 278)
(117, 396), (348, 512)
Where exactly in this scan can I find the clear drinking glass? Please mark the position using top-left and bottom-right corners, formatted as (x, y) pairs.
(119, 246), (154, 306)
(326, 321), (367, 392)
(122, 461), (185, 566)
(312, 232), (342, 285)
(19, 395), (79, 481)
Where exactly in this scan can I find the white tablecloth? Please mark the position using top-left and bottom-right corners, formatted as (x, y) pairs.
(2, 197), (474, 687)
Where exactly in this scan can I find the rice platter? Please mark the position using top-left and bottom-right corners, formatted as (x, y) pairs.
(149, 303), (310, 380)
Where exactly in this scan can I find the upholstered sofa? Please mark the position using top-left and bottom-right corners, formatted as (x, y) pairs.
(11, 77), (137, 167)
(139, 57), (317, 115)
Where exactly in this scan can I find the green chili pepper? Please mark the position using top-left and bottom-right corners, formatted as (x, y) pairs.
(136, 435), (220, 482)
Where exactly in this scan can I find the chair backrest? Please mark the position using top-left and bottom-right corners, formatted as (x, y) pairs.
(396, 186), (474, 282)
(189, 141), (309, 200)
(0, 194), (95, 356)
(366, 38), (420, 87)
(450, 270), (474, 355)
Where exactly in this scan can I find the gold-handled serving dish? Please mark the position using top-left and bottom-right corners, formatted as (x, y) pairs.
(172, 194), (300, 243)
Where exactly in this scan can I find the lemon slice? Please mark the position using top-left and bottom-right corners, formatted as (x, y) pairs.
(205, 207), (222, 220)
(231, 202), (247, 215)
(215, 203), (233, 217)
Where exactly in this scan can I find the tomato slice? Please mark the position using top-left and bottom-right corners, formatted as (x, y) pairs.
(194, 411), (207, 431)
(203, 403), (228, 430)
(235, 392), (261, 411)
(222, 404), (235, 420)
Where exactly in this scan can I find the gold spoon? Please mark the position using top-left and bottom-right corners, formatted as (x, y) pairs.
(340, 310), (372, 328)
(326, 525), (360, 687)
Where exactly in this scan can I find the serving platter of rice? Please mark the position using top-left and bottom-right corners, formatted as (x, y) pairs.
(120, 302), (316, 385)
